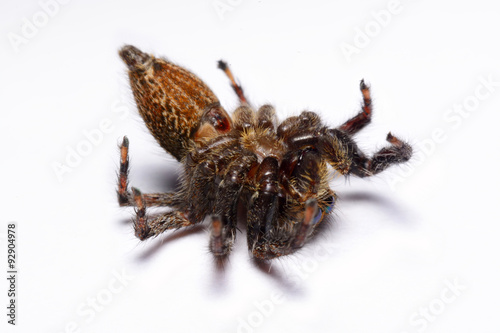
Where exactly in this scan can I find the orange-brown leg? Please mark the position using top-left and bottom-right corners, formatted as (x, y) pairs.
(117, 136), (177, 207)
(217, 60), (249, 105)
(339, 79), (372, 135)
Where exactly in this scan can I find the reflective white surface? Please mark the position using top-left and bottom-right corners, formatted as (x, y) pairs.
(1, 0), (499, 332)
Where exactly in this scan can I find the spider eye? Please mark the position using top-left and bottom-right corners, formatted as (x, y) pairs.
(323, 195), (335, 214)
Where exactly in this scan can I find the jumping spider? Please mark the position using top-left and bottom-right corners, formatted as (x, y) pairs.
(117, 45), (412, 260)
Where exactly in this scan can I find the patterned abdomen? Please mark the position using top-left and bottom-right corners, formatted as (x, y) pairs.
(119, 45), (219, 161)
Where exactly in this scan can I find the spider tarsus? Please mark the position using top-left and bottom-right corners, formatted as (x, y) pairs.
(131, 187), (151, 240)
(121, 136), (129, 148)
(217, 60), (248, 105)
(119, 156), (129, 174)
(360, 79), (371, 109)
(132, 188), (145, 216)
(217, 60), (228, 71)
(118, 136), (130, 205)
(386, 132), (411, 156)
(360, 78), (368, 90)
(135, 226), (150, 241)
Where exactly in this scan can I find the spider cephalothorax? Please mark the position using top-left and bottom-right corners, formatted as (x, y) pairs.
(117, 45), (412, 260)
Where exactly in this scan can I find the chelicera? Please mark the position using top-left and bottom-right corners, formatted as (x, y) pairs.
(117, 45), (412, 260)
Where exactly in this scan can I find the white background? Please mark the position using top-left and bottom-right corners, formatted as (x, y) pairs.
(2, 0), (500, 332)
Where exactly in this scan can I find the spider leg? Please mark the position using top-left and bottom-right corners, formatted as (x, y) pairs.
(217, 60), (249, 105)
(184, 137), (243, 224)
(320, 129), (412, 177)
(354, 132), (412, 177)
(233, 105), (255, 131)
(334, 81), (412, 175)
(118, 137), (192, 241)
(283, 125), (411, 177)
(247, 157), (280, 256)
(277, 111), (322, 140)
(256, 105), (277, 130)
(209, 155), (258, 256)
(184, 159), (217, 224)
(339, 79), (372, 135)
(117, 136), (178, 207)
(130, 188), (192, 240)
(117, 136), (130, 205)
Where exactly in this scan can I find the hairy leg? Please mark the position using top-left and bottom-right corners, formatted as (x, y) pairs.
(339, 79), (372, 135)
(117, 136), (178, 207)
(320, 129), (412, 177)
(117, 136), (177, 207)
(209, 155), (257, 256)
(131, 188), (192, 240)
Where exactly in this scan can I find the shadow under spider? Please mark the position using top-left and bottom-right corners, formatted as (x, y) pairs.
(338, 190), (414, 226)
(124, 188), (411, 292)
(134, 224), (206, 262)
(251, 258), (305, 295)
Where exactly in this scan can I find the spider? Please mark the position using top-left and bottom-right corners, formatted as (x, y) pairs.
(117, 45), (412, 260)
